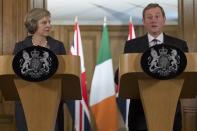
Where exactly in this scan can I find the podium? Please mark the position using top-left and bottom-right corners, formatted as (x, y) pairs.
(118, 53), (197, 131)
(0, 55), (81, 131)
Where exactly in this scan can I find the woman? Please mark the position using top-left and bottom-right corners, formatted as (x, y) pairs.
(13, 8), (65, 131)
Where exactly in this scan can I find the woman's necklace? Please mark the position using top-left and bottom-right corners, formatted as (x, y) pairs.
(32, 36), (49, 48)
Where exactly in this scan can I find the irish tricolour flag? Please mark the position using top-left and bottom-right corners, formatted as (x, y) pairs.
(90, 17), (119, 131)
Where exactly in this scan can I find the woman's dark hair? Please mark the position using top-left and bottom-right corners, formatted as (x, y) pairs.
(25, 8), (51, 34)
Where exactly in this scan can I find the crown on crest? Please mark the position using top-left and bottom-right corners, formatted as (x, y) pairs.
(159, 47), (168, 55)
(31, 49), (40, 58)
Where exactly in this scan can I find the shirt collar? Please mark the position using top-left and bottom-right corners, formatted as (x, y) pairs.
(148, 33), (164, 44)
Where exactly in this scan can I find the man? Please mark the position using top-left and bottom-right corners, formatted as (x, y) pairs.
(115, 3), (188, 131)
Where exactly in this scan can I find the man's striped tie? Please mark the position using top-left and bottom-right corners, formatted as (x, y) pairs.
(152, 39), (158, 46)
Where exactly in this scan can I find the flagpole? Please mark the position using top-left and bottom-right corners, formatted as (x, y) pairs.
(75, 16), (78, 23)
(104, 16), (107, 26)
(129, 16), (131, 23)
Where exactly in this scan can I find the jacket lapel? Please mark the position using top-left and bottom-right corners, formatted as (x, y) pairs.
(163, 33), (173, 46)
(141, 34), (149, 51)
(24, 36), (33, 47)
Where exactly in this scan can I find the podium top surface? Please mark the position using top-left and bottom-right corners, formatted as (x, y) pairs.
(119, 53), (197, 75)
(119, 53), (197, 98)
(0, 55), (82, 100)
(0, 55), (80, 76)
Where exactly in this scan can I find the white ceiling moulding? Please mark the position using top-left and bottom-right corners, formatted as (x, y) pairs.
(47, 0), (178, 25)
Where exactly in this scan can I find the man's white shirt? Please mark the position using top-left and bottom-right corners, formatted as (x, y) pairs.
(148, 33), (164, 47)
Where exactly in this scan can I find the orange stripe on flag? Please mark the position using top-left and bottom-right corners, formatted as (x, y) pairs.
(91, 95), (118, 131)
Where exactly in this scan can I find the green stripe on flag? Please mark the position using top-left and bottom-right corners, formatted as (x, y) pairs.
(96, 24), (111, 65)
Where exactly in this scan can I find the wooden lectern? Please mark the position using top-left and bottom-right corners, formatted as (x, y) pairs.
(0, 55), (81, 131)
(118, 53), (197, 131)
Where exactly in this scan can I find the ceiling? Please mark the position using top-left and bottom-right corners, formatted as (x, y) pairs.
(47, 0), (178, 25)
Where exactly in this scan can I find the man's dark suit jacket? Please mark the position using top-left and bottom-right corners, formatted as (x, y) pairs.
(13, 35), (66, 131)
(115, 33), (188, 131)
